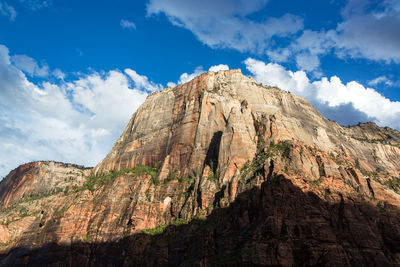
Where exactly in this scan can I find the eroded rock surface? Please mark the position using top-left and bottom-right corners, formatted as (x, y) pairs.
(1, 69), (400, 266)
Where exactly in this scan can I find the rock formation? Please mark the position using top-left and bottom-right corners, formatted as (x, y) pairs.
(1, 69), (400, 266)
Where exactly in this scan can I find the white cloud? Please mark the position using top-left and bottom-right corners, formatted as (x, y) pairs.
(124, 69), (162, 92)
(19, 0), (51, 11)
(266, 48), (291, 63)
(331, 0), (400, 62)
(146, 0), (400, 74)
(262, 0), (400, 72)
(177, 67), (204, 85)
(0, 0), (52, 21)
(53, 68), (65, 80)
(167, 64), (230, 87)
(147, 0), (303, 53)
(244, 57), (400, 129)
(368, 76), (394, 87)
(0, 1), (16, 21)
(295, 52), (320, 72)
(11, 54), (49, 77)
(120, 19), (136, 30)
(0, 44), (157, 178)
(209, 64), (229, 72)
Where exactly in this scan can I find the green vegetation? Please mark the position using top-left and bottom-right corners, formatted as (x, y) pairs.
(178, 171), (197, 184)
(354, 158), (379, 179)
(142, 218), (188, 235)
(354, 192), (376, 201)
(82, 234), (91, 242)
(384, 177), (400, 193)
(241, 142), (268, 180)
(310, 179), (322, 187)
(164, 168), (180, 183)
(241, 140), (292, 183)
(355, 158), (361, 169)
(1, 210), (41, 226)
(20, 187), (64, 202)
(377, 201), (387, 213)
(268, 140), (292, 158)
(360, 169), (378, 179)
(352, 136), (400, 148)
(81, 165), (159, 192)
(0, 239), (13, 247)
(323, 188), (331, 198)
(207, 162), (219, 182)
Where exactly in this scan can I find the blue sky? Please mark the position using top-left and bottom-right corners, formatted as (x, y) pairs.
(0, 0), (400, 177)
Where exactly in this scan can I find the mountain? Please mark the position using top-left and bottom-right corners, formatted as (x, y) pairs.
(1, 69), (400, 266)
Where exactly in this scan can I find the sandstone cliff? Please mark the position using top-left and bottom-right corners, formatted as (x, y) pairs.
(1, 69), (400, 266)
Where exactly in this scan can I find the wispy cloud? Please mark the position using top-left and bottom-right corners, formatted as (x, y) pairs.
(11, 54), (49, 77)
(0, 1), (16, 21)
(368, 76), (394, 87)
(147, 0), (303, 53)
(0, 0), (52, 21)
(120, 19), (136, 30)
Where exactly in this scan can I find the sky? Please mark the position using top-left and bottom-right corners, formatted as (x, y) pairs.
(0, 0), (399, 178)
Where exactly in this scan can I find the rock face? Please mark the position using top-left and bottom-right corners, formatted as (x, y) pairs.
(1, 69), (400, 266)
(0, 161), (87, 208)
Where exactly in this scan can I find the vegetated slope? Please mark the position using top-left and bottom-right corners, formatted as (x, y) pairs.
(1, 69), (400, 266)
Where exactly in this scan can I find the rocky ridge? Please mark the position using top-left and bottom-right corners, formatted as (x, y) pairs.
(0, 69), (400, 266)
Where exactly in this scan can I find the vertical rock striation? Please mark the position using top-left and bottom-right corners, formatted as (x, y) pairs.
(1, 69), (400, 265)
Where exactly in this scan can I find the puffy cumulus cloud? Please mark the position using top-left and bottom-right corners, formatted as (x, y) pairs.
(146, 0), (303, 53)
(244, 58), (400, 129)
(208, 64), (229, 72)
(11, 54), (49, 77)
(0, 44), (156, 178)
(120, 19), (136, 30)
(167, 64), (230, 88)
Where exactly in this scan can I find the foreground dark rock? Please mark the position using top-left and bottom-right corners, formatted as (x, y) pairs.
(1, 175), (400, 266)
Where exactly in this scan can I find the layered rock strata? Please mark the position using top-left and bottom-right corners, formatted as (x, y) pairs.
(1, 69), (400, 266)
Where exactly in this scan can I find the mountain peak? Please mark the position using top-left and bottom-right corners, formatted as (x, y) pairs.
(1, 69), (400, 265)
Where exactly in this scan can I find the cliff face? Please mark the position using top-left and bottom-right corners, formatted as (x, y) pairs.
(1, 69), (400, 266)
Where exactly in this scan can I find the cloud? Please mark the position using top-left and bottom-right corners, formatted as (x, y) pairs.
(244, 57), (400, 129)
(0, 44), (157, 178)
(209, 64), (229, 72)
(167, 64), (230, 88)
(52, 68), (65, 80)
(146, 0), (400, 74)
(124, 69), (162, 92)
(0, 0), (52, 21)
(18, 0), (52, 11)
(0, 1), (16, 21)
(147, 0), (303, 53)
(11, 55), (49, 77)
(368, 76), (394, 87)
(331, 0), (400, 62)
(261, 0), (400, 72)
(120, 19), (136, 30)
(295, 52), (320, 72)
